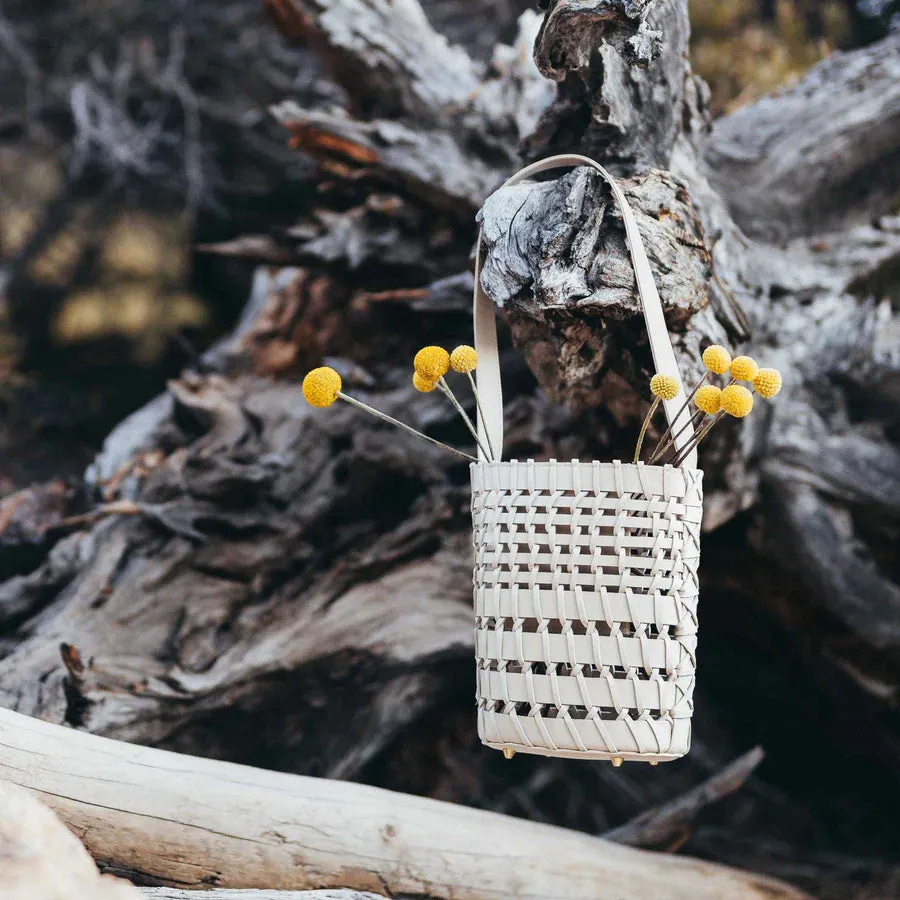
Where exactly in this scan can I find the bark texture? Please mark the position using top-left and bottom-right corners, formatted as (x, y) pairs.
(0, 781), (139, 899)
(0, 708), (807, 899)
(143, 894), (382, 900)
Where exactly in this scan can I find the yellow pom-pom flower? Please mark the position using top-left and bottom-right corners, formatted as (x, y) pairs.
(720, 384), (754, 418)
(730, 355), (759, 382)
(702, 345), (732, 375)
(650, 374), (680, 401)
(414, 346), (450, 381)
(753, 368), (783, 399)
(413, 372), (437, 393)
(302, 367), (342, 408)
(450, 345), (478, 373)
(694, 384), (722, 415)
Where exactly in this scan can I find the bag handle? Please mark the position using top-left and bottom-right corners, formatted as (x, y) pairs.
(474, 153), (698, 470)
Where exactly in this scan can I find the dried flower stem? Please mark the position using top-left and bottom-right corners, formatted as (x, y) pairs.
(649, 409), (705, 465)
(634, 397), (661, 464)
(338, 392), (477, 462)
(467, 371), (495, 461)
(652, 371), (709, 456)
(671, 411), (725, 467)
(438, 378), (491, 460)
(670, 377), (735, 465)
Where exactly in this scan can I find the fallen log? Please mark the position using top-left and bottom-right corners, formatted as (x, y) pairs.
(0, 780), (138, 899)
(142, 893), (382, 900)
(0, 707), (806, 899)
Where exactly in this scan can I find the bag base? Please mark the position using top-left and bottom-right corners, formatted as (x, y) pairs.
(482, 742), (685, 764)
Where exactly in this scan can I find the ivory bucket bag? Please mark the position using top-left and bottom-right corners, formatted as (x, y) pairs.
(471, 155), (703, 764)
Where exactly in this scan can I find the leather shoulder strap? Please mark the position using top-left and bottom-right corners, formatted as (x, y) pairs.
(474, 154), (697, 469)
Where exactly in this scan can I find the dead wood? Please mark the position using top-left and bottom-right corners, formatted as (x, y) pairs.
(605, 746), (765, 850)
(143, 893), (383, 900)
(0, 780), (139, 899)
(0, 707), (809, 899)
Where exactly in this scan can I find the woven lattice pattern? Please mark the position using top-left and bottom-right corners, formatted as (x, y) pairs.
(471, 459), (703, 762)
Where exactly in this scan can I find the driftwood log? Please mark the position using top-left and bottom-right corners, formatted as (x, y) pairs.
(0, 780), (139, 899)
(0, 1), (898, 896)
(0, 775), (377, 900)
(141, 893), (383, 900)
(0, 707), (806, 899)
(140, 888), (382, 900)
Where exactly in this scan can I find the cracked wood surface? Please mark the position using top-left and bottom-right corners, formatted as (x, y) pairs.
(142, 893), (384, 900)
(0, 708), (808, 899)
(0, 780), (139, 899)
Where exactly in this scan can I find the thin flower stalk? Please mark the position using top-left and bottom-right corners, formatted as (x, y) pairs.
(670, 412), (724, 467)
(649, 409), (705, 465)
(634, 397), (661, 464)
(670, 383), (755, 466)
(651, 371), (709, 458)
(466, 371), (495, 461)
(635, 374), (681, 464)
(438, 377), (491, 460)
(652, 344), (731, 462)
(659, 383), (725, 464)
(448, 345), (495, 461)
(651, 345), (733, 464)
(338, 392), (477, 462)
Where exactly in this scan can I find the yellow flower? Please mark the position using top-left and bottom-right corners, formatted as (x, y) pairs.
(302, 367), (342, 408)
(650, 374), (680, 401)
(414, 346), (450, 381)
(413, 371), (437, 393)
(450, 345), (478, 373)
(753, 368), (782, 399)
(694, 384), (722, 415)
(702, 345), (731, 375)
(720, 384), (754, 418)
(730, 355), (759, 382)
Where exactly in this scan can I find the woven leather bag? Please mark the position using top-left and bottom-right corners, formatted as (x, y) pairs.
(471, 155), (703, 764)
